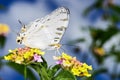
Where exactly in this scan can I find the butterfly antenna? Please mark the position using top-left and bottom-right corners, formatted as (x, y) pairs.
(18, 19), (22, 25)
(18, 19), (25, 27)
(62, 44), (80, 48)
(62, 44), (81, 53)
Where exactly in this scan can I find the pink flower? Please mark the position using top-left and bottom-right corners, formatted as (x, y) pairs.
(56, 60), (63, 64)
(34, 54), (43, 62)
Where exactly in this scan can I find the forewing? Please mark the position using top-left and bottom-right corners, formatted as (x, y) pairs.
(23, 7), (70, 49)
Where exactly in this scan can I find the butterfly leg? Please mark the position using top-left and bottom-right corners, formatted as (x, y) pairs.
(57, 49), (61, 55)
(54, 49), (61, 56)
(60, 47), (66, 53)
(55, 50), (57, 56)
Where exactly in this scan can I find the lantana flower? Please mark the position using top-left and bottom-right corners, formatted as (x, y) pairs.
(4, 47), (44, 64)
(54, 53), (92, 77)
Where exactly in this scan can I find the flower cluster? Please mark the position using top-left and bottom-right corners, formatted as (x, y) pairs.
(0, 23), (9, 36)
(4, 47), (44, 64)
(54, 53), (92, 77)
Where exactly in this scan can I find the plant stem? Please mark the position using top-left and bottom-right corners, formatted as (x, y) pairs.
(39, 63), (50, 80)
(24, 65), (27, 80)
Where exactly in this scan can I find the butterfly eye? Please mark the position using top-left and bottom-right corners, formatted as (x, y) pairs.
(17, 39), (20, 43)
(16, 38), (22, 44)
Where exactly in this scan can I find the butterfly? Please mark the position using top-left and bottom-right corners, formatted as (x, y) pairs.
(16, 7), (70, 50)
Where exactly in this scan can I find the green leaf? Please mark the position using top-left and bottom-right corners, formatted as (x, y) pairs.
(68, 38), (85, 45)
(29, 62), (51, 80)
(54, 69), (76, 80)
(40, 64), (51, 80)
(0, 35), (6, 48)
(0, 60), (3, 69)
(5, 62), (37, 80)
(108, 48), (120, 63)
(51, 65), (61, 75)
(83, 0), (104, 16)
(109, 12), (120, 23)
(0, 4), (5, 9)
(90, 25), (119, 47)
(48, 65), (61, 78)
(92, 52), (105, 64)
(41, 56), (48, 69)
(109, 4), (120, 14)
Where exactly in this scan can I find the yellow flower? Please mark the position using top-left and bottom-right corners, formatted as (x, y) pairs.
(8, 50), (13, 53)
(94, 47), (105, 56)
(0, 23), (9, 35)
(79, 68), (91, 77)
(77, 63), (92, 77)
(82, 63), (92, 70)
(83, 72), (91, 77)
(35, 49), (45, 55)
(62, 53), (72, 60)
(15, 56), (24, 64)
(62, 60), (72, 67)
(54, 53), (93, 77)
(71, 67), (80, 76)
(23, 52), (31, 59)
(4, 55), (11, 60)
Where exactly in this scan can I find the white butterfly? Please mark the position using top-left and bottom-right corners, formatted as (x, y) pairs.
(16, 7), (70, 50)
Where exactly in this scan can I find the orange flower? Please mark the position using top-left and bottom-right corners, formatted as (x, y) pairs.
(94, 47), (105, 56)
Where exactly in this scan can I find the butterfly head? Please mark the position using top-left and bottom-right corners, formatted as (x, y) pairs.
(16, 20), (27, 44)
(16, 33), (26, 44)
(21, 25), (27, 32)
(18, 20), (27, 33)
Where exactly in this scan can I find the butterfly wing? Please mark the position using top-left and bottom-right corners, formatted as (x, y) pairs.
(22, 7), (70, 50)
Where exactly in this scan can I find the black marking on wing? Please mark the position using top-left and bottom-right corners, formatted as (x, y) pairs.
(56, 32), (62, 35)
(56, 26), (66, 31)
(47, 19), (50, 21)
(60, 18), (68, 21)
(54, 40), (58, 42)
(54, 37), (60, 39)
(35, 19), (40, 22)
(56, 27), (64, 31)
(35, 24), (38, 27)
